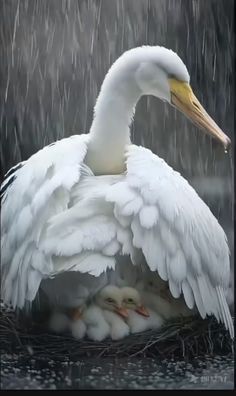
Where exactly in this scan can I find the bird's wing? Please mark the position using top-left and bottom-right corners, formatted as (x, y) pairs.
(39, 174), (134, 277)
(105, 145), (233, 338)
(39, 143), (233, 337)
(1, 134), (92, 308)
(2, 137), (233, 338)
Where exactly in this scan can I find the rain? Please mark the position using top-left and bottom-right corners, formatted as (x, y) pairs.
(0, 0), (234, 390)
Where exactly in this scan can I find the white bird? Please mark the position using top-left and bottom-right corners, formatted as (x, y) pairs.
(39, 271), (108, 338)
(70, 319), (87, 340)
(1, 46), (233, 339)
(49, 284), (130, 340)
(121, 286), (164, 334)
(81, 285), (129, 341)
(79, 305), (109, 341)
(48, 304), (87, 339)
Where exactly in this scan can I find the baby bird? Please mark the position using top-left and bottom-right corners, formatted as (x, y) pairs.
(48, 305), (86, 338)
(44, 271), (107, 336)
(121, 286), (164, 334)
(93, 285), (130, 341)
(69, 304), (87, 340)
(72, 285), (130, 341)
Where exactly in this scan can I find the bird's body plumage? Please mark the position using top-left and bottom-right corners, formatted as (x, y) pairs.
(1, 45), (233, 338)
(127, 308), (164, 334)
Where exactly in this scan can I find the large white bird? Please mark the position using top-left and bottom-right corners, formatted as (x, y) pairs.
(1, 46), (233, 339)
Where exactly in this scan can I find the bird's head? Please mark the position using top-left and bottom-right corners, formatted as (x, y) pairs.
(126, 46), (230, 149)
(95, 285), (129, 318)
(121, 286), (150, 317)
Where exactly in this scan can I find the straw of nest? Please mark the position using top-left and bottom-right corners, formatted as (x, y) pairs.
(0, 307), (233, 360)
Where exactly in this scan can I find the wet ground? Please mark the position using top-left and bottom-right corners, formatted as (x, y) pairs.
(1, 353), (234, 390)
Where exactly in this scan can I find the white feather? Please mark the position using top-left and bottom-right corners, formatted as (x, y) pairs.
(1, 46), (232, 339)
(168, 249), (187, 284)
(139, 205), (159, 229)
(181, 280), (195, 310)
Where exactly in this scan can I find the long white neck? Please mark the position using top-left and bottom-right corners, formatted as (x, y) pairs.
(85, 60), (141, 175)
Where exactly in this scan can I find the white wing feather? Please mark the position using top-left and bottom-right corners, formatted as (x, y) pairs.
(1, 136), (127, 309)
(1, 135), (89, 307)
(1, 141), (233, 339)
(105, 145), (233, 338)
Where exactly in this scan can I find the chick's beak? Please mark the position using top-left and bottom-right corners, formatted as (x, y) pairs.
(115, 306), (129, 319)
(68, 307), (82, 321)
(169, 78), (231, 150)
(135, 305), (150, 317)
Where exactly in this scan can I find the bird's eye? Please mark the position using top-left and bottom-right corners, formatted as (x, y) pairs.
(127, 298), (134, 303)
(148, 281), (153, 286)
(106, 298), (114, 303)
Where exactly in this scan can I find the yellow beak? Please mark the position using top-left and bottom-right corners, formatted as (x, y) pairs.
(169, 79), (231, 150)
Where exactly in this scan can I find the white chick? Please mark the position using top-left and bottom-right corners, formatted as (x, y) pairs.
(81, 304), (110, 341)
(48, 305), (86, 338)
(42, 271), (107, 338)
(121, 286), (164, 334)
(67, 305), (87, 340)
(81, 285), (129, 341)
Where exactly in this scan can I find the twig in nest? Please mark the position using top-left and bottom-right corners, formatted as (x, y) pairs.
(0, 307), (233, 359)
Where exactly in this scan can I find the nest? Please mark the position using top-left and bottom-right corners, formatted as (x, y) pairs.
(0, 307), (233, 360)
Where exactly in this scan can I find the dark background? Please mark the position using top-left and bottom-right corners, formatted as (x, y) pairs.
(0, 0), (234, 246)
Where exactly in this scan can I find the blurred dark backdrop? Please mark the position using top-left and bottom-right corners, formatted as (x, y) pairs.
(0, 0), (234, 241)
